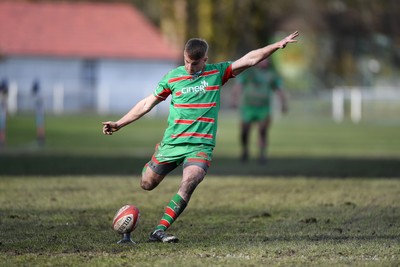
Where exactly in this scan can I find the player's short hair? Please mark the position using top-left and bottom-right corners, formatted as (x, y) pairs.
(184, 38), (209, 60)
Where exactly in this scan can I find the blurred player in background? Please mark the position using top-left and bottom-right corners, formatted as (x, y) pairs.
(0, 79), (8, 147)
(234, 59), (288, 164)
(32, 79), (45, 146)
(102, 31), (298, 243)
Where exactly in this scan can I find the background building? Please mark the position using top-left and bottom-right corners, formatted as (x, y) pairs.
(0, 1), (180, 114)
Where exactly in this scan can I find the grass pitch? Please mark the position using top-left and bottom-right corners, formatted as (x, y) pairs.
(1, 176), (399, 266)
(1, 113), (400, 266)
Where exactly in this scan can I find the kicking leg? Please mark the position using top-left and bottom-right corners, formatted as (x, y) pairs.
(178, 165), (206, 202)
(149, 165), (206, 243)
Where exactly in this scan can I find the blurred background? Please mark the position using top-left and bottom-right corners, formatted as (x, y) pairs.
(0, 0), (399, 175)
(0, 0), (399, 116)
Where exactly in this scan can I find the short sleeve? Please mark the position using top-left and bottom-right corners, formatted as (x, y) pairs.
(153, 77), (172, 101)
(213, 62), (234, 85)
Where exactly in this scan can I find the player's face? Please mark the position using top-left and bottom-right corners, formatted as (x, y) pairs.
(184, 52), (207, 75)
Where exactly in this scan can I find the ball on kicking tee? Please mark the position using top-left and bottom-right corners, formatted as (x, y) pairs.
(112, 205), (140, 234)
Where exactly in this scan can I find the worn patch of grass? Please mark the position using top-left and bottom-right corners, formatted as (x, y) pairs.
(1, 176), (399, 266)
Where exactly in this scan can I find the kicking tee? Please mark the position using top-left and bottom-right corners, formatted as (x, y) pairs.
(154, 62), (234, 147)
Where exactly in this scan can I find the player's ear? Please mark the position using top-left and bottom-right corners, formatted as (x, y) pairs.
(204, 56), (208, 63)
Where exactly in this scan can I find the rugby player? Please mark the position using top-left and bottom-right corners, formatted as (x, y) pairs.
(102, 31), (299, 243)
(235, 59), (288, 164)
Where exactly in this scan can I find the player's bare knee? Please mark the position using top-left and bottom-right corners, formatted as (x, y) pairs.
(140, 170), (164, 190)
(140, 179), (156, 191)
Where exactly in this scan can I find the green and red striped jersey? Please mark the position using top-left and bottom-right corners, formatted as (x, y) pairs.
(237, 67), (282, 107)
(154, 62), (234, 146)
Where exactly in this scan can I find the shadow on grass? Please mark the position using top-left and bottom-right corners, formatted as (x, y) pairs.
(1, 154), (399, 178)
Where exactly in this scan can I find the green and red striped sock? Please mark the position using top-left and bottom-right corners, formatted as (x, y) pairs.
(154, 193), (187, 232)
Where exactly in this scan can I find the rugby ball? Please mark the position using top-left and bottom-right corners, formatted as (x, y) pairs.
(112, 205), (140, 234)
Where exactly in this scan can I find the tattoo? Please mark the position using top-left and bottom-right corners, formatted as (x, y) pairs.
(184, 178), (200, 196)
(180, 173), (205, 199)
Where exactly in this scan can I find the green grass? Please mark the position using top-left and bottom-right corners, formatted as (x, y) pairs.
(1, 113), (399, 177)
(4, 112), (400, 158)
(1, 113), (400, 266)
(1, 176), (399, 266)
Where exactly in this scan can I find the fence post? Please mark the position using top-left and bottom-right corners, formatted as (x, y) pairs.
(0, 90), (6, 146)
(350, 88), (362, 123)
(332, 87), (344, 123)
(53, 84), (64, 115)
(8, 82), (18, 115)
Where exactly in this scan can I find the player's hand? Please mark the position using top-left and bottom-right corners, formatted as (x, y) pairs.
(277, 31), (299, 49)
(102, 121), (119, 135)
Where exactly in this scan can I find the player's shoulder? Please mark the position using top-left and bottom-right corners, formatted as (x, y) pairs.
(206, 61), (232, 69)
(204, 62), (233, 76)
(159, 66), (188, 83)
(164, 66), (186, 77)
(172, 65), (186, 73)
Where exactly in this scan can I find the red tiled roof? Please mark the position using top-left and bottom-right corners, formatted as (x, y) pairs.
(0, 1), (180, 60)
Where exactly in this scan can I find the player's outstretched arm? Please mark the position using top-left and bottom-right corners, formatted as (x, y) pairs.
(232, 31), (299, 76)
(102, 94), (161, 135)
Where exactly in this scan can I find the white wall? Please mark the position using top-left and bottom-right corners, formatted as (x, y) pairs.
(98, 59), (175, 114)
(0, 56), (177, 113)
(0, 56), (83, 111)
